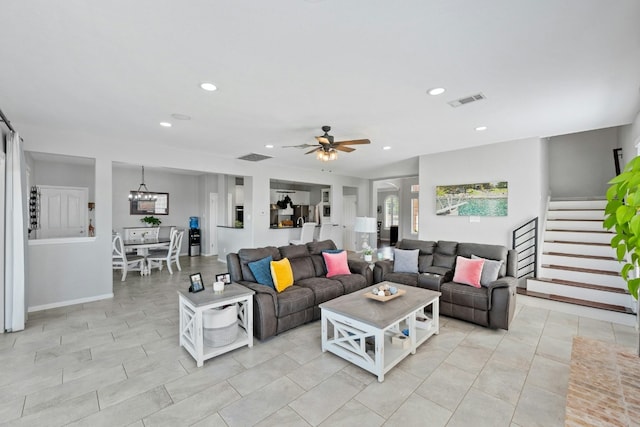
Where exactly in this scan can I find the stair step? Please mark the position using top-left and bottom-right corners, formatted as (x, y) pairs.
(541, 253), (622, 272)
(546, 240), (610, 247)
(545, 230), (612, 244)
(546, 229), (612, 234)
(542, 264), (619, 277)
(549, 200), (607, 210)
(531, 277), (628, 294)
(545, 252), (616, 261)
(517, 289), (633, 314)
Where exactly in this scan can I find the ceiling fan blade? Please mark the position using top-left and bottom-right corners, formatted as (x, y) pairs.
(334, 145), (355, 153)
(305, 147), (321, 155)
(336, 139), (371, 145)
(315, 136), (331, 145)
(282, 143), (316, 149)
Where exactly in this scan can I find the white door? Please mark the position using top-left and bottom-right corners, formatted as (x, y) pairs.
(342, 195), (357, 251)
(37, 186), (88, 239)
(209, 193), (218, 255)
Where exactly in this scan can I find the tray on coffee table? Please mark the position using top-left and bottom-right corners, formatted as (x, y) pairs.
(364, 289), (406, 302)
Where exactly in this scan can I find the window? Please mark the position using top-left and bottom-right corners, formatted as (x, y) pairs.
(384, 195), (399, 228)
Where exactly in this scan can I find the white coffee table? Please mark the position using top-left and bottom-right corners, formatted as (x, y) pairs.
(178, 283), (254, 367)
(320, 282), (440, 382)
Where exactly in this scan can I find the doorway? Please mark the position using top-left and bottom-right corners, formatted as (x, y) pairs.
(342, 195), (357, 251)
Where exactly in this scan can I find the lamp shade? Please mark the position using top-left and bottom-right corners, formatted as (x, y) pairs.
(354, 217), (377, 233)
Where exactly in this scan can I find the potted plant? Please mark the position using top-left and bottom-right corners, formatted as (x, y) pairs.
(604, 155), (640, 354)
(363, 247), (374, 262)
(140, 216), (161, 227)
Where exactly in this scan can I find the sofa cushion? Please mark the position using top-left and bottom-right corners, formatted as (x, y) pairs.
(436, 241), (458, 255)
(238, 247), (281, 282)
(440, 281), (490, 310)
(381, 272), (419, 287)
(307, 240), (339, 276)
(393, 248), (419, 273)
(275, 286), (315, 317)
(307, 239), (337, 255)
(453, 256), (484, 288)
(248, 256), (274, 289)
(398, 239), (436, 255)
(280, 244), (310, 259)
(332, 273), (368, 294)
(433, 252), (456, 269)
(323, 251), (351, 277)
(296, 277), (344, 305)
(418, 254), (434, 272)
(288, 256), (317, 281)
(472, 254), (503, 286)
(270, 258), (294, 292)
(458, 243), (508, 277)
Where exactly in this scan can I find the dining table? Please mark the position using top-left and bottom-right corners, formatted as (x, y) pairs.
(123, 237), (171, 275)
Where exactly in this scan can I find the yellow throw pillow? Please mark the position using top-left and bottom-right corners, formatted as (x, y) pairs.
(270, 258), (294, 292)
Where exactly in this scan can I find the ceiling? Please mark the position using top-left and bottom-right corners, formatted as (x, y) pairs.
(2, 1), (639, 179)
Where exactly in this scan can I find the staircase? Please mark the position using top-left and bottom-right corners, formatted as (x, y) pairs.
(526, 199), (635, 314)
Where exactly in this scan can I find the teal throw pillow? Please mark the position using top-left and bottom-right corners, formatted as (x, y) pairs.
(248, 256), (275, 289)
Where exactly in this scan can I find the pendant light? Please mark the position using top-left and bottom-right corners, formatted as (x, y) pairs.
(128, 166), (157, 200)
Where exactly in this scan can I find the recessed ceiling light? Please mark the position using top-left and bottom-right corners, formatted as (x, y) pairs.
(160, 122), (172, 127)
(171, 113), (191, 120)
(383, 146), (392, 150)
(200, 82), (217, 91)
(427, 87), (446, 96)
(265, 144), (274, 149)
(475, 126), (487, 131)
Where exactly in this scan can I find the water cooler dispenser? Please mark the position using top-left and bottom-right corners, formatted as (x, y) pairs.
(189, 216), (201, 257)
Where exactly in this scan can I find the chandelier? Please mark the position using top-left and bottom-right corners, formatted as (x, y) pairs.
(316, 148), (338, 162)
(128, 166), (157, 200)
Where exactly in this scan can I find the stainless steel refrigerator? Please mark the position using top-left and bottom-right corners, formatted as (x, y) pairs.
(293, 205), (310, 226)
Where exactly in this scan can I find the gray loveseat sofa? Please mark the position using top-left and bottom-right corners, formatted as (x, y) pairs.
(373, 239), (517, 330)
(228, 240), (373, 340)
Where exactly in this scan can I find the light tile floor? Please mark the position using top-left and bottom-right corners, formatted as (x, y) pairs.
(1, 256), (637, 426)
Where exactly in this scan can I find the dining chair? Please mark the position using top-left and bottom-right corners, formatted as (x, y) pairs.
(290, 222), (317, 245)
(147, 229), (184, 274)
(112, 233), (146, 281)
(318, 223), (332, 242)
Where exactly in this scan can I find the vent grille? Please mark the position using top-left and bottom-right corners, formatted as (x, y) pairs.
(448, 93), (486, 108)
(237, 153), (272, 162)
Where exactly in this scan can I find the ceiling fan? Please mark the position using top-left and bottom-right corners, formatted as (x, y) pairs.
(284, 126), (370, 161)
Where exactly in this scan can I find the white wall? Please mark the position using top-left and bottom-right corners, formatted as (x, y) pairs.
(33, 158), (95, 201)
(112, 165), (200, 233)
(419, 137), (545, 247)
(548, 127), (619, 198)
(619, 110), (640, 167)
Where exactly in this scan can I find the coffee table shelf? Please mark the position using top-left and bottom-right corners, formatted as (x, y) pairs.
(320, 283), (440, 382)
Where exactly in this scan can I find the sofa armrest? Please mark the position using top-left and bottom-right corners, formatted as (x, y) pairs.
(486, 276), (517, 330)
(235, 280), (278, 340)
(485, 276), (517, 311)
(348, 259), (373, 285)
(373, 260), (394, 283)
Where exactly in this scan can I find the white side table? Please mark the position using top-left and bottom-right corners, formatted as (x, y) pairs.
(178, 283), (254, 367)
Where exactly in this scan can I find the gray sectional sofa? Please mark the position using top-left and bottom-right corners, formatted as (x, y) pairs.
(227, 240), (372, 340)
(373, 239), (518, 330)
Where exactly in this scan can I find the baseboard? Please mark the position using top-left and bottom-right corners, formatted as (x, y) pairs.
(28, 293), (114, 313)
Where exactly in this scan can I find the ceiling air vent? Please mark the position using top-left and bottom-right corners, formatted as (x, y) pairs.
(237, 153), (272, 162)
(448, 93), (486, 108)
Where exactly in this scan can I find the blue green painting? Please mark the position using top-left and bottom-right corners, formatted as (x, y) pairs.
(436, 181), (508, 216)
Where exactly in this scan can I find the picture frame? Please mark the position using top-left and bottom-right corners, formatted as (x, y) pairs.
(215, 273), (231, 284)
(189, 272), (205, 293)
(130, 192), (170, 215)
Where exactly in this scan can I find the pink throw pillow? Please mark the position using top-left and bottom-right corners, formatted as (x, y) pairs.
(452, 256), (484, 288)
(322, 251), (351, 278)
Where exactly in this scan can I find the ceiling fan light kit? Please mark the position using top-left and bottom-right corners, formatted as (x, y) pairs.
(302, 125), (371, 162)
